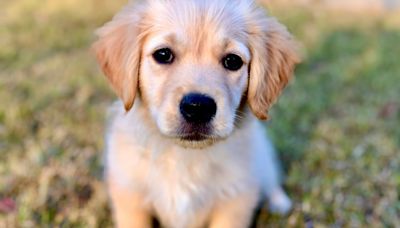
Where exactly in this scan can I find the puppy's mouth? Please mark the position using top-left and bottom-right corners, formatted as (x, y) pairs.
(178, 123), (213, 142)
(180, 133), (209, 141)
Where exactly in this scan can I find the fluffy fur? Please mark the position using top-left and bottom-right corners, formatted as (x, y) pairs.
(93, 0), (300, 227)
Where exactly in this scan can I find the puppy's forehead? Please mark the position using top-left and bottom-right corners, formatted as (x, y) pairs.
(147, 0), (251, 41)
(144, 0), (253, 59)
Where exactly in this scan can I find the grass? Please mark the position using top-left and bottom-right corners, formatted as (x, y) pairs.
(1, 0), (399, 227)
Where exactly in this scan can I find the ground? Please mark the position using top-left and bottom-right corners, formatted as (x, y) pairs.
(0, 0), (399, 227)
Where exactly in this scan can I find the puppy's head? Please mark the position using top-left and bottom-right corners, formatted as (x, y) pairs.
(93, 0), (300, 148)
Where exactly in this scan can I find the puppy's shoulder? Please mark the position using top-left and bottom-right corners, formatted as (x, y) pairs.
(106, 101), (125, 121)
(105, 101), (142, 131)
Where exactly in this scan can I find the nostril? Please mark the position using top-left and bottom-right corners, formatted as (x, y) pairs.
(180, 93), (217, 124)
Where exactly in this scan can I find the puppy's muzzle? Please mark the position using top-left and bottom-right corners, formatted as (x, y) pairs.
(179, 93), (217, 124)
(178, 93), (217, 141)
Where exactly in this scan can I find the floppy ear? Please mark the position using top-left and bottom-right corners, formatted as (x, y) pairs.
(92, 5), (146, 111)
(247, 16), (300, 120)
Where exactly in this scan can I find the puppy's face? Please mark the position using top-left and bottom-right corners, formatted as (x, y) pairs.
(94, 0), (300, 148)
(140, 5), (251, 146)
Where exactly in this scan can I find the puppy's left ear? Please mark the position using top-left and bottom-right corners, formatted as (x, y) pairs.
(92, 4), (146, 111)
(247, 16), (301, 120)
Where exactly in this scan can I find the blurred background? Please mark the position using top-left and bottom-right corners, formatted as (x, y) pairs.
(0, 0), (399, 227)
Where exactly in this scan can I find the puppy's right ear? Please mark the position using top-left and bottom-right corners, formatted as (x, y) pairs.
(247, 16), (300, 120)
(92, 5), (146, 111)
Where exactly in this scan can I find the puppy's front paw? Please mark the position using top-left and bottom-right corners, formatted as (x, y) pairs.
(268, 188), (292, 215)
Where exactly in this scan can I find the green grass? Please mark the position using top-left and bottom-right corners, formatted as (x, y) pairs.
(1, 1), (399, 227)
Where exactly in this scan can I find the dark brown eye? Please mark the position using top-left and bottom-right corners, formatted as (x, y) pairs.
(153, 48), (174, 64)
(222, 54), (243, 71)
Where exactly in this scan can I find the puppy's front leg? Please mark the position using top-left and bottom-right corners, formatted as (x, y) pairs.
(108, 179), (152, 228)
(209, 190), (259, 228)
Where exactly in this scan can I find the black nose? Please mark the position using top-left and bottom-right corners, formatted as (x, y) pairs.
(180, 93), (217, 124)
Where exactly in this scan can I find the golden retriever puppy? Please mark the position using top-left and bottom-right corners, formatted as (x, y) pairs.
(93, 0), (300, 227)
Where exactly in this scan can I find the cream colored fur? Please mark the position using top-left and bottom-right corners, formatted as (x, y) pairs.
(93, 0), (299, 227)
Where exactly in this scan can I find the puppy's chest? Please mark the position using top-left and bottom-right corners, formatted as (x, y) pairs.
(142, 150), (253, 222)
